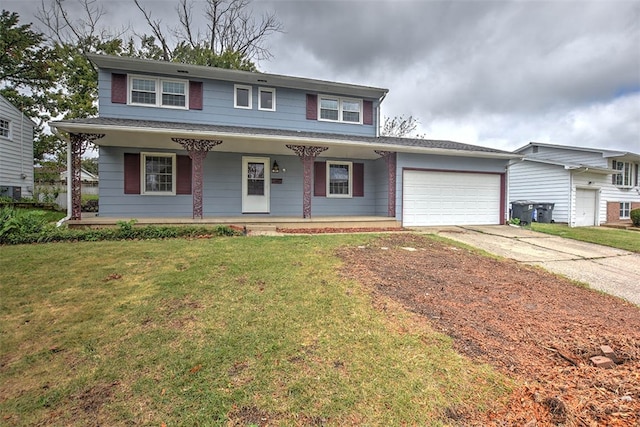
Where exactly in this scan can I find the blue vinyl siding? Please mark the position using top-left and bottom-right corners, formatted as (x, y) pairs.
(99, 147), (386, 218)
(395, 153), (508, 221)
(98, 69), (378, 137)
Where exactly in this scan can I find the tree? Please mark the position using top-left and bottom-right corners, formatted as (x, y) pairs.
(133, 0), (282, 69)
(0, 10), (60, 161)
(382, 115), (425, 138)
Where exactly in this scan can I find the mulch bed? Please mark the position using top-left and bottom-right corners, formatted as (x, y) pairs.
(338, 234), (640, 426)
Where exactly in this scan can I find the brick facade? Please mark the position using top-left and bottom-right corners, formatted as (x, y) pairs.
(606, 201), (640, 223)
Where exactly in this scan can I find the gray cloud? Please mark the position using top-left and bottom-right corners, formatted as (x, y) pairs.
(5, 0), (640, 151)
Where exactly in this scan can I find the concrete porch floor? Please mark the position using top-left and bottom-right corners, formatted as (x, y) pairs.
(67, 215), (401, 231)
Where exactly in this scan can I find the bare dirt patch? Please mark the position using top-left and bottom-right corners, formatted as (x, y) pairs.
(338, 234), (640, 426)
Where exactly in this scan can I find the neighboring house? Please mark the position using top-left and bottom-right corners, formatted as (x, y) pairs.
(60, 168), (99, 185)
(49, 54), (518, 227)
(509, 142), (640, 227)
(0, 94), (35, 200)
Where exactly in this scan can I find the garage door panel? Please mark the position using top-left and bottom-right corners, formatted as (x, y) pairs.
(403, 170), (501, 226)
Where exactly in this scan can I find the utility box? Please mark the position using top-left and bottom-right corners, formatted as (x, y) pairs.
(511, 200), (535, 225)
(535, 203), (555, 223)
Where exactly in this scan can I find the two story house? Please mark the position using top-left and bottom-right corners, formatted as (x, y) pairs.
(509, 142), (640, 227)
(50, 54), (518, 228)
(0, 94), (35, 201)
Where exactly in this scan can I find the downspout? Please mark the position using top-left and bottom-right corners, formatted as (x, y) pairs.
(376, 92), (387, 138)
(54, 128), (72, 227)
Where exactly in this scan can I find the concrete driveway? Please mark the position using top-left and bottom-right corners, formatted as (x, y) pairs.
(416, 225), (640, 306)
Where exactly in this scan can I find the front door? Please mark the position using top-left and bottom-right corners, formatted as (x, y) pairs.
(242, 157), (270, 213)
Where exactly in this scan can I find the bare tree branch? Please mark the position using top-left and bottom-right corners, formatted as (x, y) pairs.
(132, 0), (172, 61)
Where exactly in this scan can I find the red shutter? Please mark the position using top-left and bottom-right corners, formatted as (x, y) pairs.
(306, 94), (318, 120)
(124, 153), (140, 194)
(363, 100), (373, 125)
(353, 163), (364, 197)
(176, 155), (192, 194)
(189, 81), (203, 110)
(314, 161), (326, 196)
(112, 73), (127, 104)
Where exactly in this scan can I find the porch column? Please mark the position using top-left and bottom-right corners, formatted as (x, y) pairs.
(286, 144), (328, 218)
(69, 133), (104, 220)
(375, 151), (397, 217)
(172, 138), (222, 219)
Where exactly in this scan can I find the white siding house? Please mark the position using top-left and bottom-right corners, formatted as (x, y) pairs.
(0, 95), (35, 200)
(509, 142), (640, 227)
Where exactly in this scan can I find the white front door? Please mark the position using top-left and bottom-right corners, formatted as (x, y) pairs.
(575, 189), (597, 227)
(242, 157), (270, 213)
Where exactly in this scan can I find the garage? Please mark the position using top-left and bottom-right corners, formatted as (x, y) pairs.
(402, 170), (503, 226)
(574, 188), (597, 227)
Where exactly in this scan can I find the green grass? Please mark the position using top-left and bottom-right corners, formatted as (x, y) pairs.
(0, 235), (509, 426)
(532, 223), (640, 253)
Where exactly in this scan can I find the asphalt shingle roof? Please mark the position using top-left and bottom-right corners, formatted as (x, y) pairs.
(52, 117), (514, 155)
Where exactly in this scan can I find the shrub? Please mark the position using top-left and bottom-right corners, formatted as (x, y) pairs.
(631, 208), (640, 227)
(0, 207), (51, 242)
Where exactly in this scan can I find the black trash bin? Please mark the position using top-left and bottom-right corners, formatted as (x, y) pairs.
(511, 200), (535, 225)
(535, 203), (555, 223)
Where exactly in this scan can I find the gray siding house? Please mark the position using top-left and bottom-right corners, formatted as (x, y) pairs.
(50, 54), (518, 227)
(509, 142), (640, 227)
(0, 95), (35, 200)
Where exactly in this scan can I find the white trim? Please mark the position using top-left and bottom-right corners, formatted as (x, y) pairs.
(318, 95), (362, 124)
(258, 87), (276, 111)
(0, 118), (11, 140)
(326, 161), (353, 198)
(128, 74), (189, 110)
(242, 156), (270, 213)
(140, 152), (177, 195)
(234, 84), (252, 109)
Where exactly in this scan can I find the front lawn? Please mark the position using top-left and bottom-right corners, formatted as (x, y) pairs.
(0, 235), (508, 426)
(532, 223), (640, 253)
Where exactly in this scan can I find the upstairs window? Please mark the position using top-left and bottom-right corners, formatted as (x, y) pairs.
(612, 160), (636, 187)
(129, 76), (187, 109)
(318, 96), (362, 124)
(258, 87), (275, 111)
(234, 84), (252, 109)
(0, 118), (10, 138)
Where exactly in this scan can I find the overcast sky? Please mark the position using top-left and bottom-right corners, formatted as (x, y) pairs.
(6, 0), (640, 152)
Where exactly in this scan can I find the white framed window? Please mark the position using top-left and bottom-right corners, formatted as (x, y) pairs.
(141, 152), (176, 195)
(129, 75), (188, 109)
(318, 96), (362, 124)
(326, 161), (352, 197)
(0, 118), (10, 139)
(234, 84), (252, 109)
(620, 202), (631, 219)
(258, 87), (275, 111)
(612, 160), (636, 187)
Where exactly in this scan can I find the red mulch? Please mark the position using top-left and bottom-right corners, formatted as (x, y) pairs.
(338, 234), (640, 426)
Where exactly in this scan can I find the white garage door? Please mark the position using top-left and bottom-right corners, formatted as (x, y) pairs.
(403, 170), (502, 226)
(574, 189), (597, 227)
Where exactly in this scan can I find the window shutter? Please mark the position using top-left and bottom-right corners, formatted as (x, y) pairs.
(363, 101), (373, 125)
(189, 81), (203, 110)
(635, 163), (639, 186)
(611, 160), (617, 185)
(124, 153), (140, 194)
(176, 155), (192, 194)
(353, 163), (364, 197)
(306, 94), (318, 120)
(112, 73), (127, 104)
(314, 161), (326, 196)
